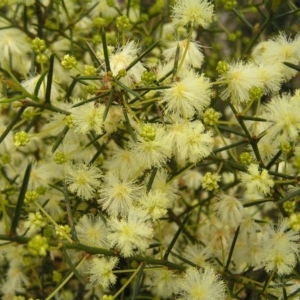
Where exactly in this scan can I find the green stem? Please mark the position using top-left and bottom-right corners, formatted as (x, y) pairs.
(0, 232), (188, 270)
(240, 98), (255, 115)
(261, 268), (275, 294)
(35, 202), (73, 243)
(113, 262), (144, 299)
(229, 103), (264, 167)
(214, 124), (238, 161)
(176, 25), (193, 74)
(158, 220), (163, 260)
(243, 11), (274, 56)
(45, 256), (86, 300)
(0, 192), (9, 232)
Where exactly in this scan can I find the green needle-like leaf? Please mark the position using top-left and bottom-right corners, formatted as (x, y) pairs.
(45, 54), (55, 105)
(63, 183), (79, 243)
(125, 41), (160, 72)
(52, 126), (69, 153)
(283, 61), (300, 72)
(10, 162), (32, 235)
(0, 107), (26, 144)
(101, 29), (111, 72)
(147, 167), (158, 192)
(61, 247), (84, 284)
(163, 213), (190, 260)
(103, 86), (115, 121)
(131, 263), (145, 300)
(224, 225), (240, 272)
(34, 70), (48, 98)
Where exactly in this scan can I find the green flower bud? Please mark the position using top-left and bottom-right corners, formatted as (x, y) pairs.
(61, 54), (77, 70)
(280, 141), (292, 156)
(203, 108), (222, 126)
(85, 84), (97, 95)
(53, 151), (67, 164)
(53, 270), (63, 283)
(106, 0), (115, 7)
(25, 190), (39, 204)
(36, 186), (47, 195)
(228, 33), (236, 42)
(141, 71), (156, 85)
(216, 61), (230, 74)
(249, 86), (263, 102)
(23, 256), (33, 267)
(55, 224), (71, 239)
(36, 53), (48, 64)
(64, 115), (75, 128)
(14, 131), (30, 147)
(84, 65), (97, 76)
(92, 34), (102, 45)
(223, 0), (237, 10)
(293, 156), (300, 172)
(28, 234), (49, 256)
(240, 152), (254, 165)
(93, 17), (106, 28)
(117, 69), (127, 78)
(288, 213), (300, 231)
(116, 15), (132, 31)
(140, 125), (156, 141)
(202, 172), (222, 191)
(22, 108), (35, 122)
(283, 200), (296, 214)
(102, 295), (114, 300)
(31, 37), (46, 53)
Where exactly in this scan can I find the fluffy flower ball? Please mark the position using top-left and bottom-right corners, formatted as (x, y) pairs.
(179, 267), (226, 300)
(160, 70), (211, 118)
(171, 0), (214, 28)
(240, 164), (274, 196)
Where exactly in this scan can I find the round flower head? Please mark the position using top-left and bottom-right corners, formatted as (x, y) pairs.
(144, 168), (179, 202)
(28, 161), (56, 190)
(181, 169), (203, 190)
(171, 0), (214, 28)
(88, 256), (119, 289)
(65, 162), (102, 200)
(179, 267), (226, 300)
(108, 41), (146, 87)
(128, 124), (172, 170)
(75, 214), (108, 248)
(148, 268), (179, 298)
(139, 190), (171, 221)
(70, 101), (105, 135)
(1, 263), (30, 295)
(240, 164), (274, 196)
(214, 194), (245, 228)
(102, 144), (142, 181)
(219, 61), (261, 104)
(98, 171), (144, 217)
(252, 32), (300, 82)
(182, 243), (213, 268)
(166, 120), (214, 164)
(107, 209), (153, 257)
(262, 92), (300, 142)
(160, 70), (211, 118)
(261, 219), (299, 275)
(255, 63), (283, 95)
